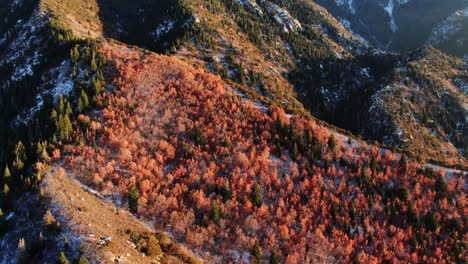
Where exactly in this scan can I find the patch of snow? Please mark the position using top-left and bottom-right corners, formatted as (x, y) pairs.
(235, 0), (263, 15)
(427, 7), (468, 49)
(153, 19), (175, 39)
(360, 67), (371, 78)
(335, 0), (355, 14)
(5, 212), (14, 221)
(264, 3), (302, 33)
(338, 18), (370, 45)
(396, 0), (410, 4)
(383, 0), (398, 32)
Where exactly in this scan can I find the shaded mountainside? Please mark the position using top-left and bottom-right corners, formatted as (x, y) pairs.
(427, 7), (468, 58)
(314, 0), (468, 57)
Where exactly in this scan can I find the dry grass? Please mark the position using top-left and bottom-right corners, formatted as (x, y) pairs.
(42, 167), (200, 264)
(40, 0), (103, 38)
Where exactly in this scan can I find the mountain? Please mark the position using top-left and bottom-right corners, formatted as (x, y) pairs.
(0, 0), (466, 263)
(314, 0), (468, 57)
(427, 7), (468, 58)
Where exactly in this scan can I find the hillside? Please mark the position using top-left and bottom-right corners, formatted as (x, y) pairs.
(0, 0), (466, 263)
(60, 40), (465, 262)
(8, 0), (465, 166)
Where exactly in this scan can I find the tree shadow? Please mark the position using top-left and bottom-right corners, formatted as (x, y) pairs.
(94, 0), (186, 53)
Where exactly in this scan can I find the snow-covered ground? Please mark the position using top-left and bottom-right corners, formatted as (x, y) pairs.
(427, 7), (468, 47)
(14, 60), (75, 125)
(153, 19), (175, 40)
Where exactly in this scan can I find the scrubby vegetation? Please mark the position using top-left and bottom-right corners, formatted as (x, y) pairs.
(61, 42), (466, 263)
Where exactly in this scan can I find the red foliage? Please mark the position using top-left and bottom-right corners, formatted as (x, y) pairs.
(63, 42), (467, 263)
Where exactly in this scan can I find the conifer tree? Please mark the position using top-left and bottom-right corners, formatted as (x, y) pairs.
(128, 184), (139, 214)
(211, 202), (221, 225)
(220, 181), (232, 202)
(399, 154), (408, 172)
(58, 252), (69, 264)
(328, 134), (336, 151)
(251, 183), (262, 207)
(251, 240), (262, 264)
(269, 248), (279, 264)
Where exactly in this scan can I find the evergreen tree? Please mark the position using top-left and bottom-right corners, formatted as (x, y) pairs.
(251, 183), (262, 207)
(90, 57), (98, 73)
(4, 166), (10, 179)
(269, 248), (279, 264)
(77, 257), (89, 264)
(77, 90), (89, 113)
(13, 141), (26, 172)
(128, 184), (139, 214)
(211, 202), (221, 225)
(292, 142), (299, 160)
(58, 252), (69, 264)
(251, 240), (262, 264)
(57, 114), (73, 141)
(220, 181), (232, 202)
(3, 184), (9, 198)
(328, 134), (336, 151)
(92, 78), (102, 97)
(370, 156), (377, 174)
(97, 53), (107, 67)
(399, 154), (408, 172)
(70, 45), (80, 64)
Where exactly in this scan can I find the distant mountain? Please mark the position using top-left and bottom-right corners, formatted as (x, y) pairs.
(427, 7), (468, 58)
(315, 0), (468, 57)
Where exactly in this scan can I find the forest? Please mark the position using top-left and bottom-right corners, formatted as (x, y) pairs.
(57, 42), (466, 263)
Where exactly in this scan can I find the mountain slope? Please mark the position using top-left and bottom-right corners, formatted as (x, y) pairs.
(18, 0), (466, 166)
(427, 7), (468, 58)
(315, 0), (468, 57)
(61, 40), (466, 262)
(0, 0), (466, 263)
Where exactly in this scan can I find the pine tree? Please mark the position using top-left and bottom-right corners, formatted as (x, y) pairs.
(328, 134), (336, 151)
(58, 252), (69, 264)
(220, 181), (232, 202)
(81, 90), (89, 108)
(370, 156), (377, 174)
(128, 184), (139, 214)
(70, 45), (80, 64)
(97, 52), (107, 67)
(211, 202), (221, 225)
(269, 248), (279, 264)
(13, 141), (26, 172)
(292, 142), (299, 160)
(3, 184), (9, 197)
(92, 78), (102, 97)
(4, 166), (10, 179)
(251, 183), (262, 207)
(90, 57), (98, 73)
(77, 90), (89, 113)
(399, 154), (408, 172)
(251, 240), (262, 264)
(77, 257), (89, 264)
(58, 114), (73, 141)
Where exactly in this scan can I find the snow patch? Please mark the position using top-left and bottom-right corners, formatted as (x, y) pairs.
(265, 3), (302, 33)
(153, 19), (175, 39)
(427, 7), (468, 49)
(383, 0), (398, 32)
(335, 0), (355, 14)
